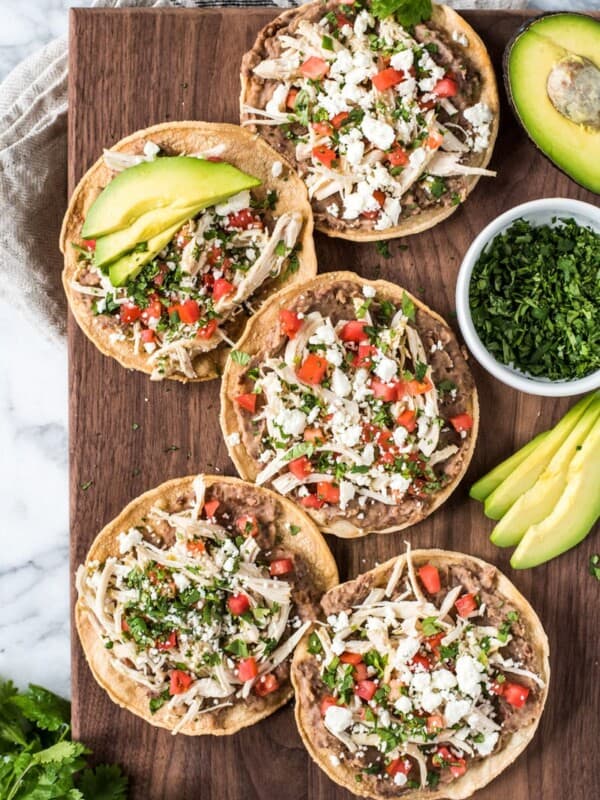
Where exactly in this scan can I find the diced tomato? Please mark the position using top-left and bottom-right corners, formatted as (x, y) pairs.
(340, 651), (363, 665)
(312, 145), (337, 168)
(279, 309), (303, 339)
(397, 377), (433, 397)
(235, 393), (257, 413)
(410, 653), (432, 671)
(121, 619), (130, 633)
(320, 695), (339, 716)
(203, 272), (215, 287)
(140, 329), (156, 344)
(169, 670), (193, 695)
(372, 67), (404, 91)
(331, 111), (349, 129)
(434, 77), (458, 97)
(140, 298), (162, 325)
(355, 679), (377, 701)
(82, 239), (96, 251)
(376, 429), (394, 450)
(353, 343), (377, 368)
(304, 427), (325, 444)
(371, 378), (398, 402)
(197, 319), (218, 339)
(212, 278), (235, 301)
(418, 564), (441, 594)
(425, 632), (445, 658)
(300, 493), (325, 510)
(312, 120), (333, 136)
(286, 88), (299, 110)
(373, 190), (386, 208)
(300, 56), (329, 79)
(270, 558), (294, 577)
(156, 631), (177, 652)
(289, 456), (312, 480)
(340, 320), (369, 342)
(255, 673), (279, 697)
(236, 514), (259, 537)
(316, 482), (340, 504)
(335, 12), (351, 28)
(449, 413), (473, 433)
(203, 499), (220, 518)
(206, 245), (223, 266)
(455, 592), (478, 618)
(227, 208), (262, 230)
(503, 682), (530, 708)
(387, 145), (409, 167)
(353, 662), (368, 682)
(186, 539), (206, 554)
(152, 262), (169, 287)
(238, 657), (258, 681)
(297, 353), (329, 384)
(397, 409), (417, 433)
(176, 299), (200, 324)
(432, 746), (453, 767)
(386, 757), (411, 777)
(427, 714), (445, 733)
(228, 593), (251, 615)
(449, 757), (467, 778)
(426, 131), (444, 150)
(119, 302), (141, 324)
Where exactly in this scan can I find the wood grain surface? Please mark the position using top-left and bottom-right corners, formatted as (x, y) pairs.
(67, 8), (599, 799)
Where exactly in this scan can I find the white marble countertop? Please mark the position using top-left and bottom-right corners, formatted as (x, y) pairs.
(0, 0), (595, 701)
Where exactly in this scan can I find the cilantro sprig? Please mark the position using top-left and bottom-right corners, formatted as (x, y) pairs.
(0, 678), (128, 799)
(371, 0), (432, 26)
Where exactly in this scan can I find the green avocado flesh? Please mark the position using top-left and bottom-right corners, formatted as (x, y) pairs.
(470, 430), (550, 502)
(94, 203), (204, 268)
(491, 397), (600, 546)
(108, 221), (183, 287)
(511, 418), (600, 569)
(484, 392), (597, 520)
(506, 13), (600, 193)
(82, 156), (261, 239)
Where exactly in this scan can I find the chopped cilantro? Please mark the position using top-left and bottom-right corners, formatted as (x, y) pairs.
(401, 291), (415, 321)
(375, 241), (391, 259)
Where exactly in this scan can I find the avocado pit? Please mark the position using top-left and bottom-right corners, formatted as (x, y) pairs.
(546, 54), (600, 129)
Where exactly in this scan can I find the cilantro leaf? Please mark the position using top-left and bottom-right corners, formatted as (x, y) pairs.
(10, 685), (70, 732)
(230, 350), (251, 366)
(589, 554), (600, 581)
(78, 764), (129, 800)
(401, 291), (416, 321)
(371, 0), (432, 27)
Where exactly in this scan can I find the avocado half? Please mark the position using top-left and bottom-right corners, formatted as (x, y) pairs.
(504, 12), (600, 194)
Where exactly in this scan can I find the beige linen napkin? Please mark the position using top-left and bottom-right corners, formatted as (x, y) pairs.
(0, 0), (521, 344)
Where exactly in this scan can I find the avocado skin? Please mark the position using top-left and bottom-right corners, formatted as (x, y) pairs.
(503, 12), (600, 194)
(510, 417), (600, 569)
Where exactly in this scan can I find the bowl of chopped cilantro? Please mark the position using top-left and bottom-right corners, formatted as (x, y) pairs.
(456, 198), (600, 397)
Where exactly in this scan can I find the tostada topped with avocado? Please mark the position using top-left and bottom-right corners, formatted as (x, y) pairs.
(60, 121), (316, 381)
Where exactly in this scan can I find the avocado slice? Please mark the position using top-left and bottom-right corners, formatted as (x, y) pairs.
(491, 397), (600, 546)
(470, 430), (550, 502)
(510, 418), (600, 569)
(108, 220), (182, 287)
(504, 13), (600, 193)
(484, 392), (598, 520)
(82, 157), (261, 239)
(94, 203), (203, 268)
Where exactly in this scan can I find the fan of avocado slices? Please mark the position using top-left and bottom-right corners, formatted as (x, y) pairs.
(470, 390), (600, 568)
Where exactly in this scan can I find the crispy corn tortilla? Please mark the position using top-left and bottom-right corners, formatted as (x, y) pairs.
(75, 474), (339, 736)
(220, 271), (479, 538)
(240, 2), (499, 242)
(60, 121), (317, 382)
(292, 549), (550, 799)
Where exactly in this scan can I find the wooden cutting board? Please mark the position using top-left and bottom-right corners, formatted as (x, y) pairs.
(67, 8), (599, 799)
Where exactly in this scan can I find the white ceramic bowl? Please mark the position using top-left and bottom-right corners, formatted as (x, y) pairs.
(456, 198), (600, 398)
